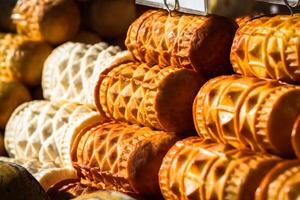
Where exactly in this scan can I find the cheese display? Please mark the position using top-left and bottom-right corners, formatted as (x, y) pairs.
(1, 1), (300, 200)
(193, 75), (300, 158)
(95, 55), (205, 132)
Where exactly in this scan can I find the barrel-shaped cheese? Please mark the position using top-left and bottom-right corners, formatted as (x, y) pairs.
(231, 14), (300, 84)
(95, 55), (205, 132)
(0, 34), (53, 86)
(193, 75), (300, 158)
(0, 80), (31, 129)
(42, 42), (126, 107)
(126, 10), (237, 77)
(159, 137), (280, 200)
(71, 121), (179, 197)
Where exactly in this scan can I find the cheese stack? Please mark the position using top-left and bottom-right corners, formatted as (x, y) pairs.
(159, 138), (300, 200)
(3, 100), (105, 196)
(62, 10), (239, 198)
(173, 13), (300, 200)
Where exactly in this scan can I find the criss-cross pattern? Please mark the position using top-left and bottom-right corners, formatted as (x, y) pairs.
(231, 15), (300, 83)
(12, 0), (46, 40)
(5, 100), (98, 167)
(72, 121), (176, 194)
(193, 75), (300, 156)
(99, 62), (182, 130)
(125, 10), (211, 70)
(42, 42), (123, 107)
(159, 137), (280, 200)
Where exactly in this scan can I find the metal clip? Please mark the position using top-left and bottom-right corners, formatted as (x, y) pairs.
(283, 0), (299, 15)
(163, 0), (180, 16)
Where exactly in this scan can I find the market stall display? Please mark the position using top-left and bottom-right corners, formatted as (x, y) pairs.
(1, 0), (300, 200)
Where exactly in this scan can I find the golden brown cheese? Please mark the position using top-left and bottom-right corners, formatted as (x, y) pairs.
(71, 121), (179, 198)
(193, 75), (300, 158)
(125, 10), (237, 77)
(159, 137), (280, 200)
(231, 14), (300, 84)
(95, 55), (205, 132)
(12, 0), (80, 44)
(256, 160), (300, 200)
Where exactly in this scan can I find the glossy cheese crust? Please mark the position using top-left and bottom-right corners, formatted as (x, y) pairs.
(231, 14), (300, 84)
(193, 75), (300, 157)
(71, 121), (179, 197)
(95, 56), (205, 132)
(126, 10), (237, 77)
